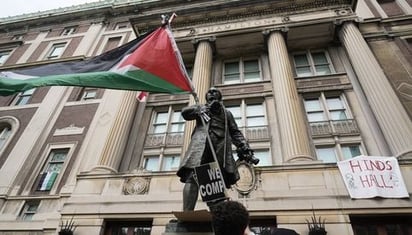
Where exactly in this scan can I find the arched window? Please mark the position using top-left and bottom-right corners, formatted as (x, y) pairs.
(0, 124), (11, 150)
(0, 116), (19, 160)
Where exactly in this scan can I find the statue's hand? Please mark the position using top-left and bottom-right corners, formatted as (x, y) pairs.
(199, 105), (210, 115)
(237, 145), (259, 165)
(198, 105), (211, 122)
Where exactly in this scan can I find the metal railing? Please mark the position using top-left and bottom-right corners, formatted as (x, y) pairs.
(309, 119), (360, 137)
(144, 125), (270, 148)
(241, 125), (270, 141)
(144, 132), (184, 147)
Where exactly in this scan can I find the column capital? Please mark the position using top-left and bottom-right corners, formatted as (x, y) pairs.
(262, 27), (289, 43)
(191, 36), (216, 45)
(191, 36), (216, 55)
(334, 17), (361, 27)
(262, 27), (289, 36)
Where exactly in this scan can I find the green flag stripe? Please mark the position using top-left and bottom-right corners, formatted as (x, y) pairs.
(0, 70), (187, 95)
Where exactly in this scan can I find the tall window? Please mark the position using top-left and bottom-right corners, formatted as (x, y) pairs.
(78, 88), (98, 100)
(293, 50), (333, 77)
(226, 102), (266, 129)
(304, 92), (363, 163)
(252, 149), (272, 166)
(303, 92), (361, 137)
(61, 26), (77, 36)
(315, 143), (362, 163)
(226, 100), (271, 166)
(36, 148), (69, 191)
(223, 58), (261, 84)
(304, 93), (348, 123)
(144, 107), (185, 171)
(47, 43), (66, 59)
(13, 88), (35, 106)
(0, 118), (18, 168)
(161, 155), (180, 171)
(152, 109), (184, 134)
(19, 201), (40, 221)
(143, 154), (180, 171)
(145, 107), (185, 147)
(0, 124), (11, 151)
(0, 50), (11, 65)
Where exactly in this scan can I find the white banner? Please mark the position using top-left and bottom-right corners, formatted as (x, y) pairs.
(337, 155), (409, 199)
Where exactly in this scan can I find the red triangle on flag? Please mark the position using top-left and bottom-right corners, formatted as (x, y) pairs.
(119, 27), (192, 92)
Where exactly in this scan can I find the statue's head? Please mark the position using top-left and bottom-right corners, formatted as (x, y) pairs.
(206, 87), (222, 104)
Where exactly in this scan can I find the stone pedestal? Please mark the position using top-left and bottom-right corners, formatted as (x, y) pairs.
(163, 210), (213, 235)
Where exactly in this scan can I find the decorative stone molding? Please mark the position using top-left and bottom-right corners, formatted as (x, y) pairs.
(234, 161), (257, 195)
(53, 124), (85, 136)
(89, 165), (118, 174)
(398, 82), (412, 100)
(123, 177), (150, 195)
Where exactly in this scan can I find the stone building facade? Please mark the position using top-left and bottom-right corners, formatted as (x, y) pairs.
(0, 0), (411, 234)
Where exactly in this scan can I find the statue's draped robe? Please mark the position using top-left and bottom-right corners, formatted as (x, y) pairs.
(177, 104), (249, 187)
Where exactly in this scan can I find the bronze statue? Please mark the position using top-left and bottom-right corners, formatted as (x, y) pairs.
(177, 87), (258, 211)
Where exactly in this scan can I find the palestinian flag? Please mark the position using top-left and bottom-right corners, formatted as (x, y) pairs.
(0, 25), (194, 96)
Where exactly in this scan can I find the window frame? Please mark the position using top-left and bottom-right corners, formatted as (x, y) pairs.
(225, 100), (267, 128)
(0, 116), (19, 161)
(150, 107), (185, 135)
(19, 200), (40, 221)
(61, 26), (77, 36)
(31, 143), (76, 194)
(292, 49), (334, 78)
(303, 92), (351, 123)
(222, 58), (262, 84)
(225, 99), (272, 166)
(0, 50), (12, 65)
(46, 42), (67, 59)
(0, 125), (11, 151)
(80, 88), (98, 100)
(315, 141), (365, 163)
(114, 22), (129, 30)
(95, 34), (126, 55)
(11, 88), (36, 106)
(142, 153), (181, 172)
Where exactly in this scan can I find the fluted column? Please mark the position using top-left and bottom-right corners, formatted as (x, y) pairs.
(182, 39), (214, 153)
(396, 0), (412, 14)
(98, 90), (139, 170)
(266, 30), (313, 162)
(339, 21), (412, 157)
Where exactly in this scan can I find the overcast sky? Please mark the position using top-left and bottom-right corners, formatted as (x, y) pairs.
(0, 0), (100, 18)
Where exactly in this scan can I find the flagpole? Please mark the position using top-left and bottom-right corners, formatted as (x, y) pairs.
(167, 14), (229, 204)
(192, 92), (229, 205)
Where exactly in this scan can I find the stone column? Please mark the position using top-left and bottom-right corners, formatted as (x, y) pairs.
(266, 29), (313, 162)
(73, 22), (104, 57)
(97, 90), (139, 171)
(182, 38), (214, 154)
(339, 21), (412, 157)
(396, 0), (412, 14)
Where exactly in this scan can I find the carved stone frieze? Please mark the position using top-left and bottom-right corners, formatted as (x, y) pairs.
(123, 177), (150, 195)
(53, 124), (85, 136)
